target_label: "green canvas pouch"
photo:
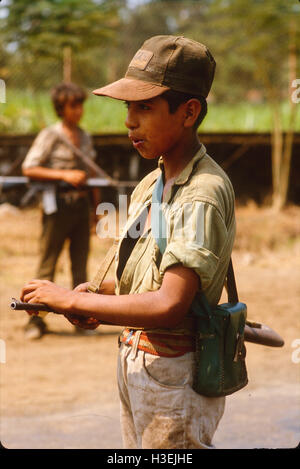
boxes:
[191,293,248,397]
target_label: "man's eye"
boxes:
[140,103,150,110]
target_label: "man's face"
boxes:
[62,99,84,125]
[125,96,185,159]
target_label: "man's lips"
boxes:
[129,134,145,148]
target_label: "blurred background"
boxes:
[0,0,300,208]
[0,0,299,449]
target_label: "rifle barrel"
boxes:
[9,298,285,344]
[10,298,53,312]
[0,176,138,189]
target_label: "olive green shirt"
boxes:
[115,144,236,331]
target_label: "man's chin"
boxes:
[137,150,160,160]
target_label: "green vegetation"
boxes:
[1,89,298,135]
[0,0,299,208]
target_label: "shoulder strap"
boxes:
[87,172,160,293]
[151,173,239,305]
[87,239,119,293]
[53,130,115,183]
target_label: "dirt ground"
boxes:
[0,204,299,449]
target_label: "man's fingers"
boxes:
[20,279,51,300]
[73,282,89,292]
[26,310,39,317]
[23,289,44,304]
[21,285,38,301]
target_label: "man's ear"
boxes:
[183,99,201,128]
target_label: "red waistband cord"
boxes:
[120,328,195,358]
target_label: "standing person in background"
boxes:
[22,82,100,339]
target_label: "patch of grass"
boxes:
[1,89,298,134]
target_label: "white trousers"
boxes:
[117,343,225,449]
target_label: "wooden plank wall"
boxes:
[0,133,299,205]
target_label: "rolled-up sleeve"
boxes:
[159,200,228,290]
[22,128,57,170]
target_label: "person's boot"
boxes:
[24,315,47,340]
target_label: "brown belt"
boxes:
[120,328,196,358]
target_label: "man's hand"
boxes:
[20,279,102,329]
[63,313,101,330]
[20,279,74,313]
[61,169,87,188]
[22,166,87,188]
[73,282,90,293]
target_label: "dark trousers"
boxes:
[36,195,90,288]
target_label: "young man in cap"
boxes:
[20,36,236,449]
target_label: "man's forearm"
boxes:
[67,288,177,329]
[20,266,199,329]
[23,166,68,181]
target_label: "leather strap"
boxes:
[87,172,159,294]
[226,258,239,303]
[87,239,119,293]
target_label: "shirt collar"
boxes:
[158,144,206,186]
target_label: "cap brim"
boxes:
[93,77,170,101]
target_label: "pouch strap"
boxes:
[226,259,239,303]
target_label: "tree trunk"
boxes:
[270,101,283,211]
[271,19,297,212]
[63,46,72,83]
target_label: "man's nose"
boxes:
[125,108,138,130]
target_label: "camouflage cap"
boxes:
[93,35,216,101]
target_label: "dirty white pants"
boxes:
[117,343,225,449]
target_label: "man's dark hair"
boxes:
[161,89,207,130]
[51,82,87,117]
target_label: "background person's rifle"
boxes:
[0,176,138,212]
[0,175,137,191]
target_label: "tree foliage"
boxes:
[2,0,120,57]
[1,0,299,208]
